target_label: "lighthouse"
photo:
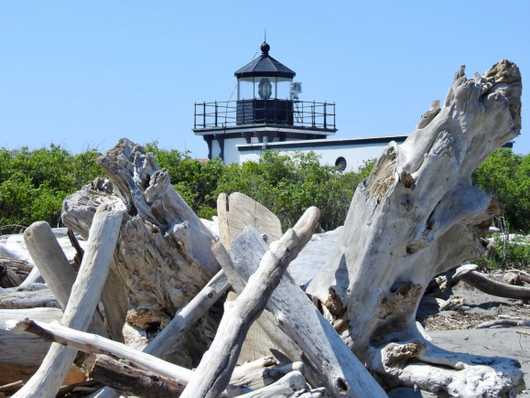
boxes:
[193,41,408,172]
[193,41,336,162]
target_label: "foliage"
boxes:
[477,234,530,270]
[0,146,102,233]
[214,151,373,231]
[0,144,528,238]
[474,149,530,233]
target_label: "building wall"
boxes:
[238,142,388,172]
[223,137,247,163]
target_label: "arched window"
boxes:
[335,156,347,172]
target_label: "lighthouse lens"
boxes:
[258,78,272,100]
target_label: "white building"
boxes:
[193,41,406,172]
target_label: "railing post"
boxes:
[203,102,206,128]
[323,102,327,129]
[214,101,218,127]
[194,103,196,129]
[312,101,316,128]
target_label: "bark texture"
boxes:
[61,140,221,366]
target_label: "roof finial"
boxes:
[260,30,270,56]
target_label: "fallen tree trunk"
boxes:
[12,203,124,398]
[180,207,320,398]
[306,60,523,396]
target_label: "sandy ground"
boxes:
[401,278,530,397]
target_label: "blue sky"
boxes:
[1,1,529,157]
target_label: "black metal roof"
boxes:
[234,41,296,79]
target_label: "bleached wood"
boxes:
[10,319,193,385]
[92,269,229,398]
[91,355,184,397]
[62,142,220,351]
[0,257,31,288]
[180,207,320,398]
[147,269,229,358]
[234,371,307,398]
[217,192,282,249]
[0,284,58,309]
[23,221,77,309]
[12,319,300,398]
[227,357,304,395]
[0,307,63,367]
[462,269,530,300]
[17,266,41,289]
[12,203,124,398]
[306,60,523,396]
[222,227,387,397]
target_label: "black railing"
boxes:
[194,99,335,131]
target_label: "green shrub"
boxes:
[474,149,530,233]
[477,234,530,270]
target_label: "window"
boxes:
[335,156,347,172]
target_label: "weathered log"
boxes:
[146,269,229,359]
[306,60,523,396]
[476,318,530,328]
[0,257,31,287]
[0,307,63,368]
[217,192,282,249]
[13,319,303,398]
[0,307,85,386]
[10,319,192,386]
[91,269,229,398]
[62,141,221,364]
[91,355,184,397]
[12,203,124,398]
[23,221,109,338]
[227,357,304,395]
[0,284,58,309]
[234,371,307,398]
[462,269,530,300]
[17,266,42,289]
[181,207,320,398]
[24,221,78,309]
[223,227,387,397]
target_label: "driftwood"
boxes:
[0,284,58,309]
[91,355,184,397]
[0,307,86,386]
[7,65,525,398]
[234,371,307,398]
[217,192,282,249]
[24,221,78,309]
[462,269,530,300]
[17,265,42,289]
[12,319,309,398]
[10,319,193,386]
[305,60,523,396]
[476,318,530,329]
[180,207,320,398]
[12,203,124,398]
[223,227,387,397]
[91,269,229,398]
[62,140,221,365]
[0,257,31,287]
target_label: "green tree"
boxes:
[474,149,530,233]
